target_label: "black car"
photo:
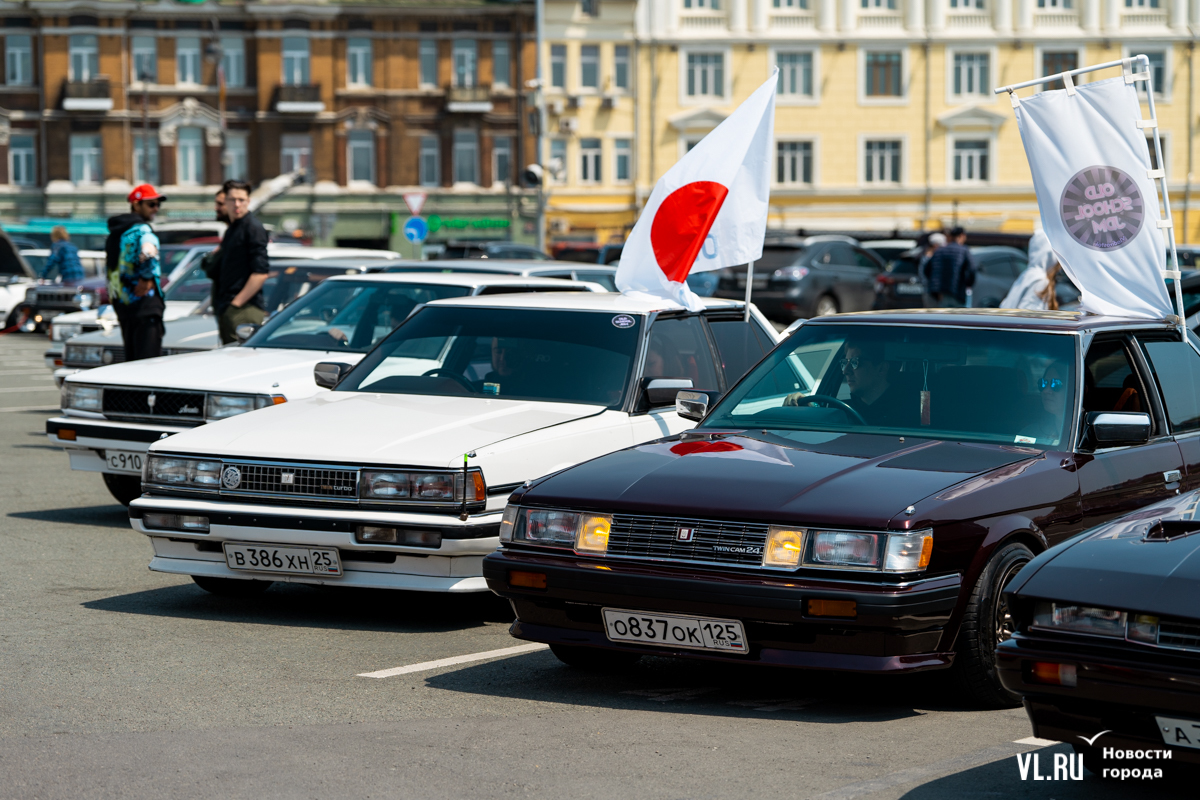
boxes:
[715,236,886,322]
[997,488,1200,778]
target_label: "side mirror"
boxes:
[1087,411,1152,447]
[314,361,352,389]
[676,390,712,422]
[644,378,693,406]
[234,323,259,344]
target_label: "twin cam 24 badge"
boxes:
[1060,165,1146,251]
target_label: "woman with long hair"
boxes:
[1002,230,1060,311]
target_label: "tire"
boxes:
[549,643,641,671]
[192,575,273,596]
[814,295,839,317]
[102,473,143,507]
[953,541,1034,708]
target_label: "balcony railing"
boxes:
[63,77,113,110]
[769,12,816,29]
[276,84,324,113]
[1032,10,1079,28]
[446,85,493,112]
[1121,9,1168,25]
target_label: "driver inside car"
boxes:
[784,340,917,428]
[483,337,545,397]
[327,291,417,345]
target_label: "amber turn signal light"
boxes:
[57,429,76,441]
[509,570,547,589]
[1029,661,1077,687]
[808,599,857,618]
[271,395,287,405]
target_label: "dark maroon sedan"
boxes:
[484,309,1200,706]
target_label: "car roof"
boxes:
[320,272,597,289]
[266,246,401,260]
[809,307,1181,333]
[863,239,917,248]
[414,258,592,270]
[426,291,744,314]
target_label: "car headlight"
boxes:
[505,508,613,553]
[143,455,222,489]
[1031,603,1127,638]
[65,344,103,364]
[763,526,805,569]
[799,529,934,573]
[62,382,102,411]
[360,468,485,503]
[74,291,96,310]
[52,322,82,341]
[205,393,282,420]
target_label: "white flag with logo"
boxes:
[1014,76,1171,318]
[616,70,777,311]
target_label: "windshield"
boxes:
[164,265,211,302]
[246,280,471,353]
[704,323,1077,448]
[337,306,642,408]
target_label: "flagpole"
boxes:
[743,261,754,323]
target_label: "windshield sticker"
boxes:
[1014,435,1036,444]
[483,382,500,395]
[611,314,635,329]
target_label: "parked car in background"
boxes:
[0,249,36,324]
[8,250,106,332]
[715,235,884,321]
[439,241,550,260]
[382,259,618,291]
[861,239,917,264]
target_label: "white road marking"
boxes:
[0,386,58,394]
[1014,736,1060,747]
[358,642,549,678]
[0,404,58,413]
[0,370,56,376]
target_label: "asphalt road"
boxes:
[0,334,1185,799]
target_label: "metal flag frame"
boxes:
[994,54,1186,337]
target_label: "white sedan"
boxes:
[126,292,780,596]
[47,273,600,506]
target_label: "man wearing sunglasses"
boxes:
[105,184,165,361]
[785,339,916,428]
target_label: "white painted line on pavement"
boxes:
[358,642,549,678]
[0,370,56,376]
[0,386,58,394]
[1013,736,1060,747]
[0,404,58,412]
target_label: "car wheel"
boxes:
[102,473,143,507]
[549,643,641,671]
[953,541,1033,708]
[191,575,273,596]
[814,295,839,317]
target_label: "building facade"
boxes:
[0,0,539,251]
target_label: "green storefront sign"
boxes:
[426,214,510,233]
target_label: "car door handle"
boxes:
[1165,470,1183,485]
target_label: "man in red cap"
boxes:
[105,184,165,360]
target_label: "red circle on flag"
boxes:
[650,181,729,283]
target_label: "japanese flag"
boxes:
[616,70,777,311]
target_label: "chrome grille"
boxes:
[1159,619,1200,652]
[31,288,80,308]
[223,462,359,500]
[607,514,770,567]
[102,388,205,421]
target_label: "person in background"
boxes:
[41,226,83,283]
[924,226,976,307]
[917,232,946,301]
[200,185,231,312]
[1002,230,1062,311]
[105,184,165,360]
[216,180,269,344]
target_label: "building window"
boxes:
[1126,0,1160,5]
[777,141,813,185]
[131,36,156,83]
[493,136,512,185]
[1037,0,1072,7]
[133,133,160,185]
[6,35,32,86]
[685,137,703,152]
[453,129,478,184]
[419,40,438,87]
[614,45,629,90]
[281,134,312,174]
[776,52,813,97]
[453,40,477,88]
[949,0,985,7]
[9,134,34,186]
[224,132,248,181]
[953,139,989,182]
[861,0,897,8]
[865,51,902,97]
[1041,51,1078,91]
[550,44,566,89]
[580,137,601,183]
[550,138,567,182]
[614,138,631,182]
[952,52,989,98]
[176,127,204,186]
[864,140,901,183]
[69,134,101,185]
[221,38,245,88]
[347,130,375,183]
[69,35,98,82]
[420,135,440,186]
[177,37,201,85]
[1136,51,1166,97]
[580,45,599,89]
[282,37,310,86]
[1146,135,1163,170]
[348,38,372,87]
[683,0,720,8]
[493,40,510,88]
[686,52,724,98]
[581,0,600,15]
[773,0,810,7]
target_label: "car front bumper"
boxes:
[997,633,1200,765]
[46,415,194,474]
[130,495,502,593]
[483,549,961,672]
[44,345,63,370]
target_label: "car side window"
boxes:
[1006,255,1027,278]
[643,316,718,391]
[826,244,858,265]
[1139,337,1200,433]
[853,248,883,270]
[708,319,769,386]
[1082,338,1150,421]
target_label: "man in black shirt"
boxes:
[785,339,916,428]
[215,180,270,344]
[925,226,976,307]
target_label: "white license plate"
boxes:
[223,543,342,577]
[1155,716,1200,750]
[601,607,748,654]
[105,450,144,474]
[896,283,924,295]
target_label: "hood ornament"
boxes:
[147,392,157,412]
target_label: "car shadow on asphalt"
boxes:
[81,582,515,634]
[9,504,130,528]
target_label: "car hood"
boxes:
[520,431,1041,530]
[1010,492,1200,619]
[63,302,195,335]
[151,391,607,469]
[162,314,218,350]
[66,345,366,399]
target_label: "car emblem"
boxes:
[147,393,156,411]
[280,472,294,485]
[676,527,696,542]
[178,405,199,414]
[221,466,242,489]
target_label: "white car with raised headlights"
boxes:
[127,292,780,597]
[47,272,600,506]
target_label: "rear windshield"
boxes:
[756,246,810,270]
